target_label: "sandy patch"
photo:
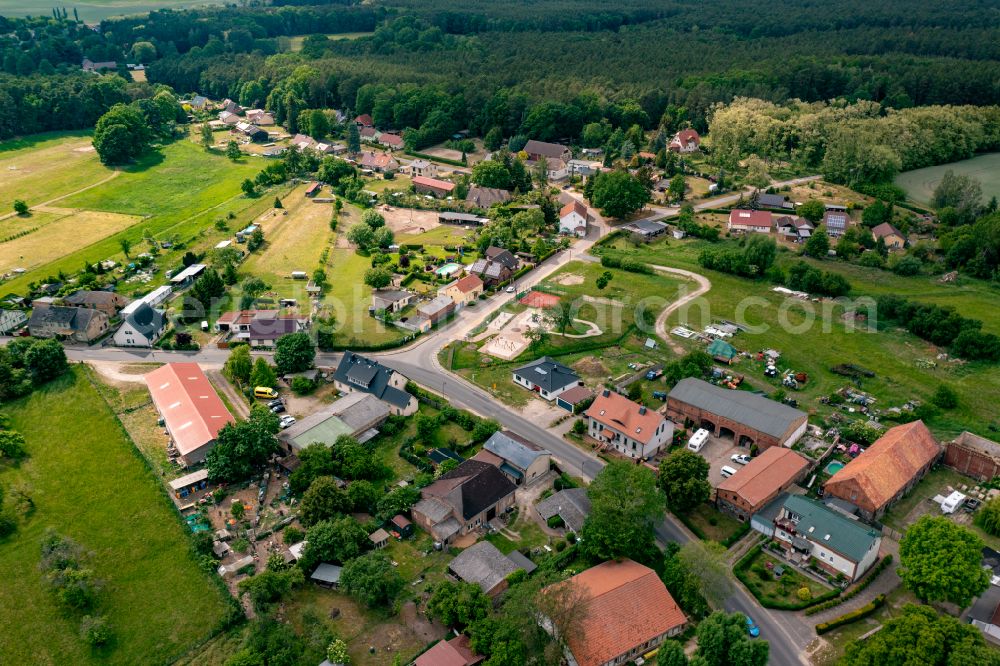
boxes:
[554,273,584,286]
[573,357,609,377]
[378,205,439,235]
[73,146,96,153]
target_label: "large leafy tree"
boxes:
[274,332,315,374]
[842,603,1000,666]
[250,357,277,389]
[428,581,491,629]
[471,160,511,189]
[340,552,404,608]
[589,170,650,219]
[223,345,252,386]
[678,541,732,608]
[693,612,769,666]
[658,449,711,514]
[92,103,149,165]
[899,515,990,608]
[299,476,351,526]
[289,443,336,495]
[205,406,280,482]
[23,339,68,383]
[300,516,369,572]
[580,460,664,564]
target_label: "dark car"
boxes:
[270,403,285,414]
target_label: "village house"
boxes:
[473,430,551,486]
[245,109,274,126]
[586,389,673,460]
[28,302,109,343]
[512,356,583,402]
[63,289,130,317]
[523,139,571,163]
[279,392,390,453]
[567,159,600,177]
[82,58,116,72]
[532,157,569,181]
[669,128,701,153]
[439,274,484,307]
[468,246,518,287]
[823,207,850,237]
[715,447,810,521]
[944,431,1000,481]
[332,351,418,416]
[359,151,399,173]
[622,219,669,241]
[414,635,483,666]
[411,459,517,544]
[359,127,378,143]
[776,216,813,242]
[465,185,511,209]
[448,541,530,596]
[416,295,456,325]
[727,209,774,234]
[413,175,456,197]
[354,114,374,127]
[214,310,309,348]
[541,559,687,666]
[113,301,167,348]
[872,222,906,248]
[233,122,268,143]
[218,110,240,125]
[146,362,235,466]
[378,133,405,150]
[220,99,242,115]
[559,200,591,237]
[758,192,794,210]
[371,289,414,314]
[407,159,438,178]
[0,308,27,334]
[755,494,882,582]
[824,420,941,521]
[535,487,591,532]
[666,377,808,450]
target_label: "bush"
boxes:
[566,532,577,544]
[815,594,886,634]
[797,586,812,601]
[805,554,894,615]
[283,526,303,544]
[290,376,317,395]
[233,538,250,553]
[555,540,566,552]
[80,615,112,646]
[547,515,565,529]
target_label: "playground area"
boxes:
[480,306,604,360]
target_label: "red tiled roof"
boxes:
[826,421,940,511]
[674,129,700,144]
[453,274,483,294]
[871,222,904,239]
[355,114,373,127]
[585,391,665,446]
[413,176,455,192]
[546,559,686,666]
[414,635,482,666]
[560,200,588,219]
[717,447,808,505]
[380,133,404,147]
[728,209,773,229]
[145,363,235,456]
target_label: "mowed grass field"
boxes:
[287,32,375,51]
[1,138,266,298]
[604,237,1000,439]
[0,210,141,274]
[895,152,1000,205]
[0,368,227,665]
[323,246,407,346]
[0,132,113,211]
[0,0,228,21]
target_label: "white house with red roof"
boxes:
[585,389,673,459]
[669,128,701,153]
[727,209,774,234]
[559,200,591,237]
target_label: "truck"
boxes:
[645,367,663,381]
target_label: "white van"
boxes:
[687,428,710,453]
[720,465,738,479]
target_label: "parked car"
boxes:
[645,368,663,380]
[267,398,283,408]
[279,415,296,429]
[731,453,752,465]
[746,616,760,638]
[505,285,516,293]
[652,390,667,400]
[270,403,285,414]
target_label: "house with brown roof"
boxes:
[28,302,110,343]
[669,129,701,153]
[411,459,517,544]
[146,363,235,466]
[355,114,374,128]
[824,420,941,520]
[359,151,399,173]
[64,289,130,316]
[523,139,571,163]
[559,200,591,237]
[465,185,511,209]
[378,133,405,150]
[872,222,906,249]
[413,175,456,198]
[414,635,483,666]
[586,389,673,460]
[727,209,773,234]
[944,431,1000,482]
[439,274,484,307]
[542,559,687,666]
[716,447,810,521]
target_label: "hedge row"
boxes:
[599,253,654,274]
[734,544,842,611]
[815,594,886,634]
[804,554,894,616]
[405,150,466,167]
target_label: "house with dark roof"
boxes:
[535,487,591,532]
[477,430,551,486]
[371,289,414,314]
[28,303,109,343]
[414,635,483,666]
[621,219,668,241]
[824,420,941,520]
[872,222,905,249]
[944,431,1000,481]
[523,139,571,163]
[541,559,687,666]
[512,356,582,402]
[776,216,813,242]
[279,392,390,453]
[666,377,808,451]
[758,193,794,210]
[333,351,417,416]
[465,185,511,209]
[716,447,810,521]
[411,459,516,544]
[669,129,701,153]
[586,389,673,460]
[468,247,518,287]
[757,494,882,581]
[113,301,166,347]
[448,541,527,596]
[0,308,27,334]
[64,290,130,316]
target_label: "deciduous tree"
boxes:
[340,552,404,608]
[580,460,664,564]
[274,332,315,374]
[658,449,711,514]
[899,515,990,608]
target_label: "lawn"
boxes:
[0,368,227,665]
[398,224,475,249]
[599,236,1000,439]
[369,404,474,481]
[0,131,111,211]
[0,209,141,274]
[1,137,269,298]
[895,152,1000,206]
[322,247,408,347]
[684,502,749,545]
[741,550,834,607]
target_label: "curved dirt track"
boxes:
[652,264,712,354]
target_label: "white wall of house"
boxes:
[113,320,163,348]
[559,212,587,236]
[512,372,579,401]
[587,418,672,459]
[784,420,809,447]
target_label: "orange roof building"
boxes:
[824,420,941,520]
[414,635,482,666]
[586,389,673,460]
[716,447,809,521]
[544,559,687,666]
[145,363,235,466]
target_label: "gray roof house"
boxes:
[448,541,527,596]
[113,301,166,347]
[28,304,109,343]
[332,351,417,416]
[512,356,582,401]
[666,377,809,449]
[279,392,391,453]
[535,487,591,533]
[466,186,512,209]
[480,431,551,486]
[371,289,414,314]
[412,459,517,544]
[758,193,794,210]
[0,308,28,334]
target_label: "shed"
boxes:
[708,339,737,364]
[369,528,390,549]
[310,563,343,588]
[390,514,414,538]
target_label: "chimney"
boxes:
[639,406,647,415]
[602,389,610,398]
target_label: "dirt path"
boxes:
[207,369,251,418]
[86,360,158,384]
[0,169,121,221]
[651,265,713,354]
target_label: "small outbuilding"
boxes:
[369,528,390,550]
[310,563,343,588]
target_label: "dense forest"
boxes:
[1,0,1000,147]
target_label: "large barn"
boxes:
[146,363,235,466]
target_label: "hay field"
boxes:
[0,209,141,274]
[0,132,112,212]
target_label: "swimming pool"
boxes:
[435,262,462,277]
[824,461,845,475]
